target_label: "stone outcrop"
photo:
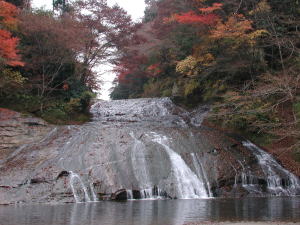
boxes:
[0,99,299,205]
[0,108,53,163]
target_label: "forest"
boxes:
[0,0,299,162]
[0,0,137,123]
[110,0,300,163]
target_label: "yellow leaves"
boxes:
[176,56,198,76]
[0,68,26,90]
[249,29,269,39]
[248,29,269,45]
[176,53,215,76]
[249,0,271,15]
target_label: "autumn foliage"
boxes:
[0,30,23,66]
[174,12,219,25]
[170,3,222,25]
[0,0,18,27]
[1,0,137,123]
[0,0,23,67]
[111,0,300,171]
[199,3,223,13]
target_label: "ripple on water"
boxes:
[0,198,299,225]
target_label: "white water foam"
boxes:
[152,133,209,199]
[243,141,300,196]
[69,171,92,202]
[191,153,213,197]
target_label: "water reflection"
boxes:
[0,198,299,225]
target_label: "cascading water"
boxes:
[190,153,213,197]
[151,133,209,199]
[243,141,300,196]
[90,183,98,202]
[139,188,164,199]
[130,133,152,190]
[69,171,93,203]
[126,190,133,200]
[233,160,261,194]
[2,98,300,205]
[125,188,165,200]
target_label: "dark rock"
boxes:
[56,171,70,179]
[112,189,128,201]
[132,190,141,199]
[30,178,49,184]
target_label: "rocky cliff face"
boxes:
[0,108,53,164]
[0,99,299,205]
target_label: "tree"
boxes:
[0,0,24,67]
[19,11,89,109]
[71,0,138,83]
[53,0,72,14]
[0,0,25,96]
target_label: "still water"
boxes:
[0,198,299,225]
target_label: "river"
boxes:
[1,197,299,225]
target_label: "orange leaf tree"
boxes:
[0,0,23,67]
[172,2,222,25]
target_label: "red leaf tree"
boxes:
[172,3,223,26]
[0,0,23,67]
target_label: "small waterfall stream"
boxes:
[190,153,213,197]
[152,133,209,199]
[243,141,300,196]
[69,171,96,203]
[90,183,98,202]
[140,188,164,199]
[126,190,133,200]
[130,133,152,191]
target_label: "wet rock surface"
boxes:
[0,98,299,204]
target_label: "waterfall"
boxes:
[125,188,165,200]
[140,188,164,199]
[126,190,133,200]
[234,159,261,193]
[69,171,92,203]
[243,141,300,196]
[130,132,152,189]
[152,133,209,199]
[140,188,153,199]
[190,153,213,197]
[90,183,98,202]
